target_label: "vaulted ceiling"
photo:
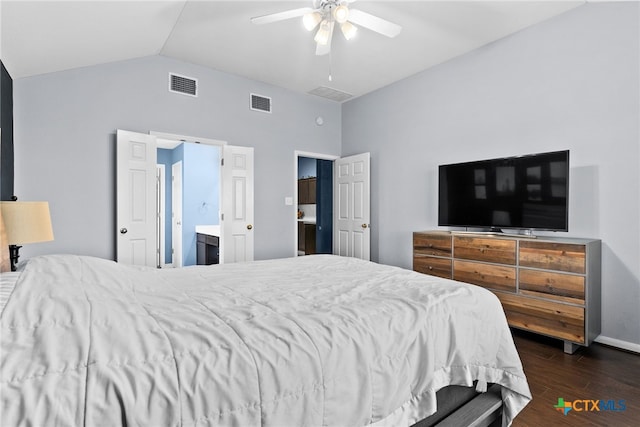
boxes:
[1,1,584,101]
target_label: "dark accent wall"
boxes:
[315,159,333,254]
[1,61,14,201]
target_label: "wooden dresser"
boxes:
[413,231,601,353]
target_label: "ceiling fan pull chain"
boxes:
[328,51,333,82]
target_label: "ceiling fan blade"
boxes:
[251,7,314,25]
[316,21,335,56]
[348,9,402,38]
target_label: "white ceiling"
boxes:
[1,1,584,101]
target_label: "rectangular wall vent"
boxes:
[250,93,272,113]
[308,86,353,102]
[169,73,198,97]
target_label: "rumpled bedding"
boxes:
[1,254,531,426]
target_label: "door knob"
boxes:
[120,228,128,234]
[361,224,369,229]
[247,224,253,230]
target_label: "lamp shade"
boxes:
[0,201,54,245]
[333,5,349,24]
[303,11,322,31]
[314,20,332,45]
[341,21,358,40]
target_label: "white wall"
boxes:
[342,3,640,348]
[14,55,341,261]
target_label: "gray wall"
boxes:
[14,55,341,261]
[342,2,639,347]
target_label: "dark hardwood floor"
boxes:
[511,330,640,426]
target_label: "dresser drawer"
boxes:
[519,241,585,274]
[413,256,452,279]
[453,260,516,292]
[519,269,585,304]
[496,293,585,344]
[453,236,516,265]
[413,233,452,257]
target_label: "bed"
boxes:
[1,254,531,426]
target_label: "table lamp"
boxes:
[0,201,54,271]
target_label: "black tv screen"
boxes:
[438,150,569,231]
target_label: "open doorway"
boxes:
[295,151,339,256]
[157,140,220,267]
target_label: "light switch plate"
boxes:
[284,196,293,206]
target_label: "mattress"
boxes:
[1,254,531,426]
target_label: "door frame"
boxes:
[293,151,340,257]
[150,131,227,148]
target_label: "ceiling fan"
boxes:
[250,0,402,56]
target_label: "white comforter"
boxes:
[1,255,531,426]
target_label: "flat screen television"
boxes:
[438,150,569,232]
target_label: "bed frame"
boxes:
[412,384,503,427]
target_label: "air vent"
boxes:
[169,73,198,97]
[308,86,353,102]
[250,93,272,113]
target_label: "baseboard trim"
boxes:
[594,335,640,354]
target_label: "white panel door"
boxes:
[221,145,254,263]
[333,153,371,260]
[116,130,157,266]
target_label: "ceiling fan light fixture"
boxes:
[341,21,357,40]
[314,19,332,45]
[303,11,322,31]
[333,5,349,24]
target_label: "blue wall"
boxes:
[182,143,220,266]
[158,143,220,266]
